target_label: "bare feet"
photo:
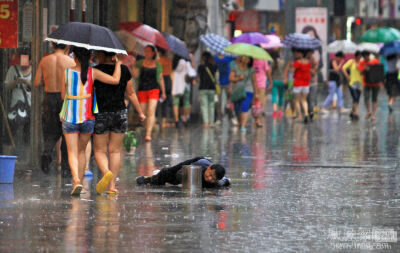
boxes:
[145,136,152,142]
[365,113,371,119]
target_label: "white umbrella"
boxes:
[328,40,358,53]
[358,43,381,54]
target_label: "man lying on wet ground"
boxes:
[136,157,230,188]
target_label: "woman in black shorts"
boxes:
[93,51,146,194]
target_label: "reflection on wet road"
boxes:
[1,107,400,252]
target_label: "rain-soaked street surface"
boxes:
[1,98,400,252]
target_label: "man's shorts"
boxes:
[138,89,160,103]
[62,119,95,134]
[94,109,128,134]
[293,86,310,94]
[173,88,191,108]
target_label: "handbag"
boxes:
[365,64,384,84]
[230,86,247,102]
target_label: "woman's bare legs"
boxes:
[65,133,91,188]
[144,99,158,141]
[93,133,111,177]
[108,132,125,192]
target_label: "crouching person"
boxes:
[136,157,230,188]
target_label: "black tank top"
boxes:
[139,67,159,91]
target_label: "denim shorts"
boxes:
[62,119,95,134]
[94,109,128,134]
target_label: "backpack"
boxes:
[7,66,31,139]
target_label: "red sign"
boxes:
[0,0,18,48]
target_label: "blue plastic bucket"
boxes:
[0,155,17,184]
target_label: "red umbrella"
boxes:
[118,22,169,50]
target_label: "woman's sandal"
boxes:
[96,171,113,194]
[106,189,119,195]
[70,184,83,196]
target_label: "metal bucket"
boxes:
[182,165,202,196]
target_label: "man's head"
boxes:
[335,51,344,60]
[204,164,225,183]
[361,50,370,60]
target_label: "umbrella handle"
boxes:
[0,96,16,153]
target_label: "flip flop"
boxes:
[84,169,93,177]
[106,189,119,195]
[96,171,113,194]
[70,184,83,196]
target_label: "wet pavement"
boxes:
[1,97,400,252]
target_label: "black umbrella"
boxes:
[45,22,127,54]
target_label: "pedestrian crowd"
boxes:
[3,29,397,196]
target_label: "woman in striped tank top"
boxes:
[60,47,121,196]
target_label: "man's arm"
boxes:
[168,157,206,174]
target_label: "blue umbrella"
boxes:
[161,32,190,60]
[282,33,321,50]
[379,41,400,56]
[200,33,232,56]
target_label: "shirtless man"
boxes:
[34,43,75,175]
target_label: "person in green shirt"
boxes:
[342,51,363,120]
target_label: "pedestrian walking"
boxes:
[134,45,166,141]
[342,51,363,120]
[197,52,218,127]
[229,56,257,132]
[383,54,399,113]
[359,50,382,121]
[60,46,121,196]
[270,49,285,118]
[306,50,318,119]
[171,55,191,127]
[158,49,173,127]
[214,54,234,122]
[34,43,74,176]
[320,51,346,114]
[93,51,145,195]
[253,53,273,126]
[292,49,313,123]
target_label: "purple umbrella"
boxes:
[230,32,269,45]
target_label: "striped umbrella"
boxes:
[283,33,321,50]
[118,22,169,50]
[200,33,232,56]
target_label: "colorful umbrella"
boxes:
[358,43,380,54]
[282,33,321,50]
[200,33,232,56]
[118,21,169,50]
[224,43,273,61]
[162,33,190,60]
[230,32,269,45]
[261,34,283,49]
[328,40,358,53]
[45,22,127,54]
[379,41,400,56]
[115,30,153,55]
[360,27,400,43]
